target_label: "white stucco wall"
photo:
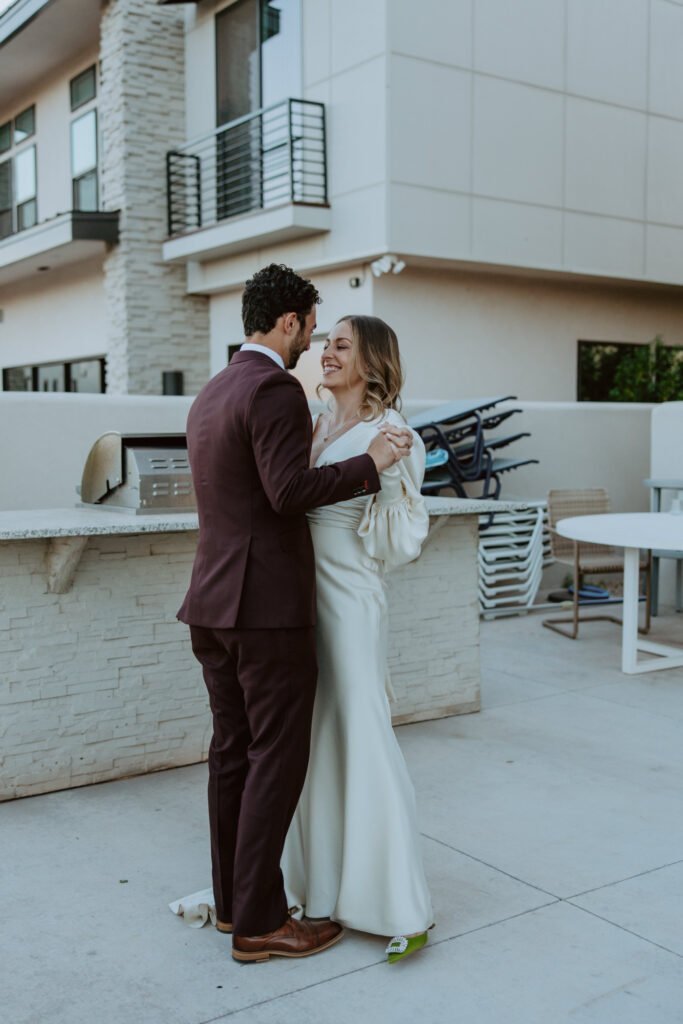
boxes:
[375,267,683,402]
[179,0,683,293]
[182,0,390,280]
[0,257,107,373]
[0,393,194,511]
[385,0,683,287]
[0,46,99,226]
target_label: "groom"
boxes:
[178,263,411,962]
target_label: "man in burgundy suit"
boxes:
[178,264,410,962]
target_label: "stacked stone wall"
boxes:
[100,0,209,395]
[0,518,480,801]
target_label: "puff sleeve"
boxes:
[357,426,429,570]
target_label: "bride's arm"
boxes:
[357,428,429,570]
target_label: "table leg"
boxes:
[621,547,640,674]
[651,487,661,617]
[651,556,660,617]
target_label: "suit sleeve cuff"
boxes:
[356,453,380,496]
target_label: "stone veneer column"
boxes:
[99,0,209,395]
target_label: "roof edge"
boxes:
[0,0,56,50]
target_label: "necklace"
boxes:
[322,413,361,443]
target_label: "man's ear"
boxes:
[283,312,298,335]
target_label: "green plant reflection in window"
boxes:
[578,337,683,403]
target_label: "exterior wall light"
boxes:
[370,255,406,277]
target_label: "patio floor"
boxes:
[4,606,683,1024]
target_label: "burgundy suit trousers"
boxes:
[189,624,317,936]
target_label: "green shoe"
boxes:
[385,931,428,964]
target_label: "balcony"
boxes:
[162,98,331,265]
[0,210,119,288]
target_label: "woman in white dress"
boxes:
[281,314,434,963]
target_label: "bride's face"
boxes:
[321,322,363,392]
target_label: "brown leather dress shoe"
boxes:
[232,917,344,962]
[215,919,232,933]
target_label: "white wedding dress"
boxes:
[170,409,433,937]
[281,409,433,937]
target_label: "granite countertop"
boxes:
[0,498,530,540]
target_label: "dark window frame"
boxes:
[13,105,35,145]
[0,157,12,239]
[0,105,38,238]
[2,356,106,393]
[581,335,683,399]
[70,102,98,213]
[577,340,643,402]
[214,0,300,220]
[70,65,97,111]
[14,142,37,232]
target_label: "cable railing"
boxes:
[166,98,328,237]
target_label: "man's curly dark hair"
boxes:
[242,264,321,336]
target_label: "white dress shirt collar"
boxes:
[240,342,285,370]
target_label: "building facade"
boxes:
[0,0,209,395]
[2,0,683,400]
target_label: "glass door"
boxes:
[215,0,301,220]
[216,0,260,219]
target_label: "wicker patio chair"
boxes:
[543,488,651,639]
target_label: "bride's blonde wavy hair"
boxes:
[317,315,404,421]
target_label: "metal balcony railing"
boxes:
[166,98,328,237]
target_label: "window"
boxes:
[69,359,104,393]
[215,0,302,219]
[0,104,38,237]
[2,365,31,391]
[14,106,35,144]
[14,145,36,229]
[0,105,37,237]
[0,160,11,239]
[215,0,302,118]
[36,362,66,392]
[2,357,106,393]
[70,66,96,111]
[71,109,98,211]
[69,68,98,212]
[578,338,683,402]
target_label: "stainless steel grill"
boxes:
[78,433,196,514]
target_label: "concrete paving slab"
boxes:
[419,834,555,937]
[570,861,683,957]
[1,765,554,1024]
[479,613,683,692]
[578,673,683,723]
[1,769,380,1024]
[3,608,683,1024]
[479,666,558,709]
[222,902,683,1024]
[401,690,683,897]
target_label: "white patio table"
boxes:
[556,513,683,674]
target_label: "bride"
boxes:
[281,314,433,963]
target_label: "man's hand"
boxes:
[367,425,414,473]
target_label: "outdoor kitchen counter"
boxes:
[0,496,520,538]
[1,498,526,801]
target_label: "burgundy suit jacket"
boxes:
[177,350,380,629]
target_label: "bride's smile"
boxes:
[320,323,363,391]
